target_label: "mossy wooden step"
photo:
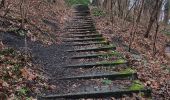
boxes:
[73,21,93,24]
[71,19,93,22]
[39,89,151,99]
[66,34,102,38]
[72,21,93,24]
[72,21,93,23]
[68,28,96,31]
[64,37,104,42]
[66,24,94,27]
[67,28,95,31]
[69,31,96,34]
[65,59,127,68]
[72,17,92,19]
[66,26,95,29]
[69,41,109,46]
[67,45,116,52]
[58,72,137,80]
[67,27,95,29]
[73,16,91,18]
[71,51,122,59]
[72,18,93,21]
[70,22,94,26]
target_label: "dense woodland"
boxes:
[0,0,170,99]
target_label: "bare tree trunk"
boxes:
[144,0,163,38]
[153,17,159,56]
[19,0,28,30]
[129,0,144,52]
[110,0,113,29]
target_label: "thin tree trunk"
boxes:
[153,16,159,56]
[144,0,163,38]
[129,0,144,52]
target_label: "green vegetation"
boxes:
[103,43,116,48]
[161,29,170,36]
[99,51,123,59]
[0,48,15,56]
[92,7,105,17]
[111,51,122,56]
[97,59,127,65]
[65,0,90,6]
[102,79,112,85]
[114,59,127,64]
[17,87,30,96]
[128,80,144,90]
[120,68,136,74]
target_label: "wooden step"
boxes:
[71,51,122,59]
[66,27,95,30]
[64,37,104,42]
[66,34,102,38]
[58,72,137,80]
[71,19,93,21]
[66,24,94,27]
[68,28,96,31]
[67,28,95,31]
[68,31,96,34]
[66,45,116,52]
[68,41,109,46]
[65,59,127,68]
[39,89,151,99]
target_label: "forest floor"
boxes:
[0,0,69,99]
[0,0,170,100]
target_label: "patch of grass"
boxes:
[128,80,144,90]
[92,8,105,17]
[65,0,90,6]
[17,87,29,95]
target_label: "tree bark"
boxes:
[144,0,163,38]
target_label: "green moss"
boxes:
[120,68,136,74]
[99,51,122,59]
[114,59,127,64]
[128,80,144,90]
[97,59,127,65]
[111,51,123,56]
[102,79,112,85]
[101,40,109,44]
[94,37,105,41]
[65,0,90,6]
[105,44,116,48]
